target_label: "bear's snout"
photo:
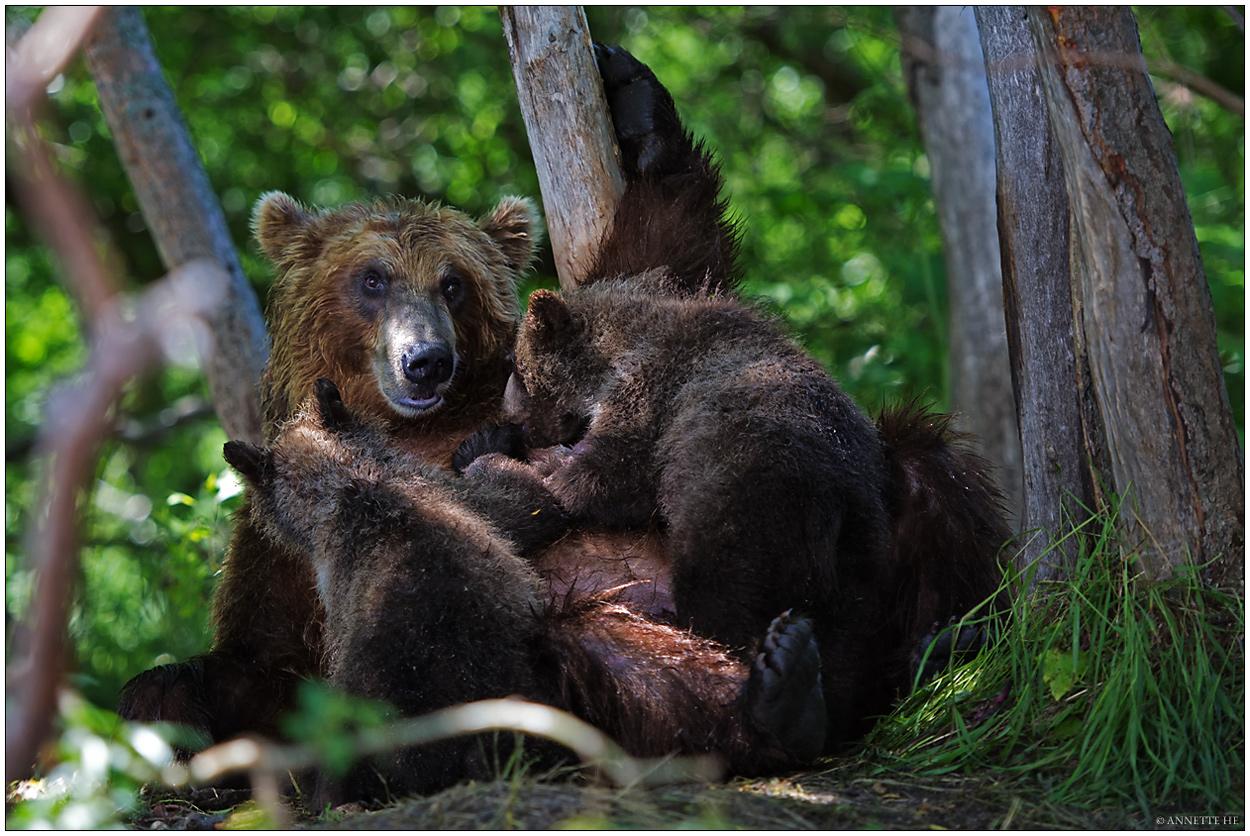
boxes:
[402,341,455,388]
[373,325,460,416]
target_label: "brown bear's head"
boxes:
[252,192,539,437]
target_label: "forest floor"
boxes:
[125,755,1185,831]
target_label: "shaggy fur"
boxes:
[255,192,536,452]
[223,380,560,799]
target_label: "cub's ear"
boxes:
[525,289,577,349]
[313,378,355,432]
[480,196,541,274]
[223,440,269,487]
[252,191,315,268]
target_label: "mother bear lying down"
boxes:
[118,45,1008,799]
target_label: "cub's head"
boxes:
[505,289,612,449]
[252,192,539,436]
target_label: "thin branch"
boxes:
[7,7,116,325]
[5,6,103,112]
[5,261,226,787]
[1145,57,1244,117]
[166,699,724,828]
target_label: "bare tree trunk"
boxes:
[975,6,1097,582]
[1027,6,1243,583]
[501,5,624,289]
[897,6,1023,528]
[977,6,1243,585]
[83,6,267,445]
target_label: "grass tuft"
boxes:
[864,501,1245,818]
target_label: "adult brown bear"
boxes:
[119,45,1007,788]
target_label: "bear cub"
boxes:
[462,46,1010,750]
[492,280,894,746]
[223,378,568,798]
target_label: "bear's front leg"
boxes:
[589,44,741,295]
[544,433,659,530]
[458,451,571,555]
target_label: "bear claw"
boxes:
[452,422,527,473]
[743,610,827,764]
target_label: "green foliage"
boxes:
[867,501,1245,816]
[3,5,1242,730]
[5,692,181,829]
[6,440,242,708]
[280,681,396,778]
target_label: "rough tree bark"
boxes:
[978,6,1243,584]
[975,6,1096,581]
[83,6,267,445]
[897,5,1023,528]
[1029,6,1243,583]
[501,5,624,289]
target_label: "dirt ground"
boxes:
[126,759,1165,831]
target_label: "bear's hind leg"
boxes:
[538,602,826,776]
[742,611,827,764]
[590,45,741,295]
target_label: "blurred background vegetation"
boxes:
[5,6,1243,714]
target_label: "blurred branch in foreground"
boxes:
[4,5,229,788]
[171,699,724,828]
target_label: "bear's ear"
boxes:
[313,378,355,433]
[525,289,577,349]
[479,196,540,274]
[223,440,270,487]
[252,191,314,267]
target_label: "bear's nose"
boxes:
[402,342,454,386]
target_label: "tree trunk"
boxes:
[975,6,1096,581]
[897,6,1023,528]
[1027,6,1243,583]
[500,5,624,289]
[84,6,267,445]
[977,6,1244,585]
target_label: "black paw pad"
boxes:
[743,610,826,764]
[593,43,681,174]
[452,422,527,473]
[911,617,990,687]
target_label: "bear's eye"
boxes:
[440,268,466,306]
[359,266,388,296]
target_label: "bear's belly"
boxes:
[529,526,675,622]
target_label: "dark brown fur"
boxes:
[876,402,1010,669]
[223,380,562,799]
